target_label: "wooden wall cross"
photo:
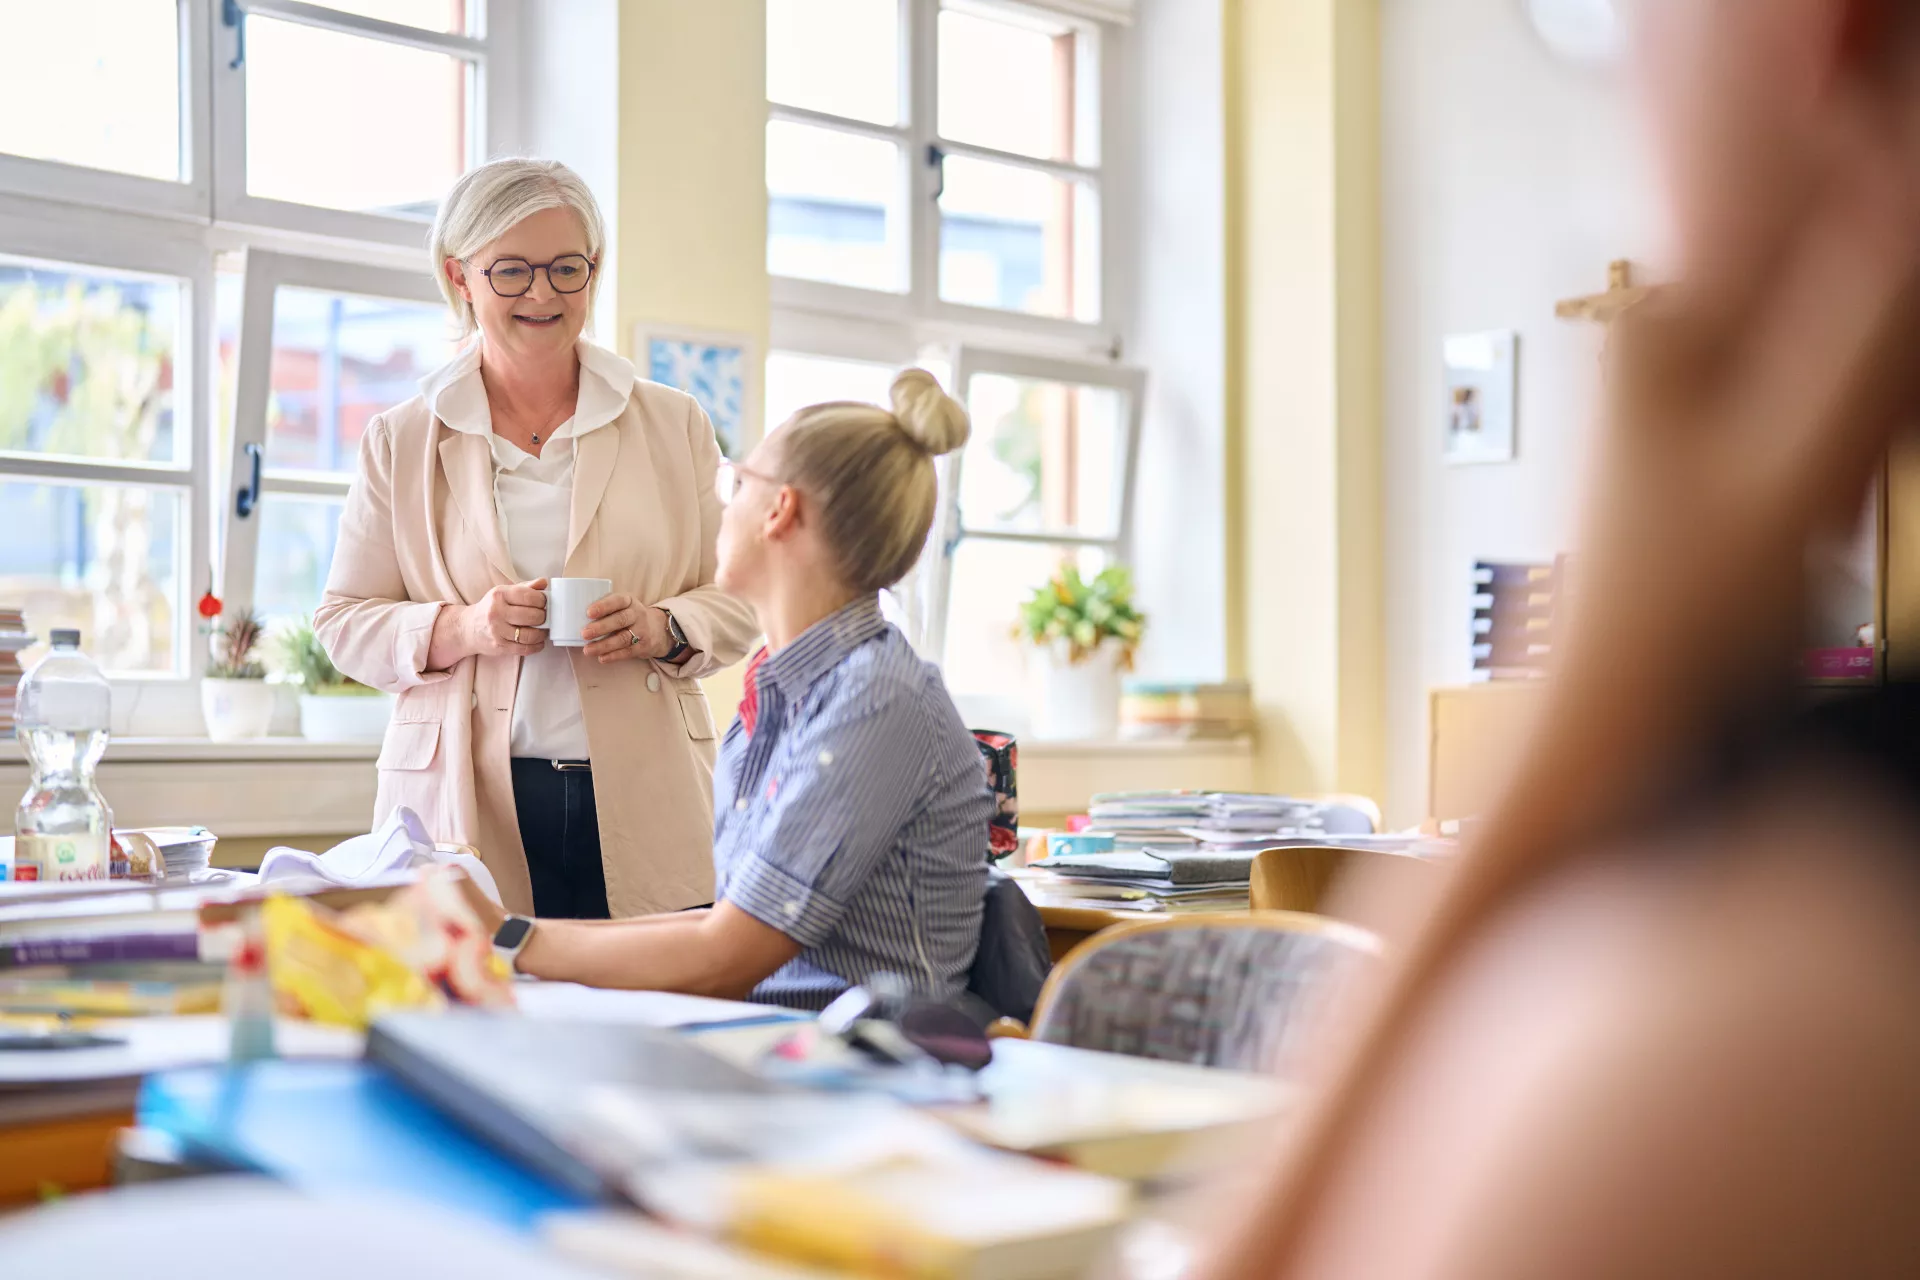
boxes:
[1555,259,1658,325]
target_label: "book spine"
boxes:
[1,932,202,969]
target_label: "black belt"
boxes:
[508,758,592,772]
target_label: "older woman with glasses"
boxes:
[316,158,758,921]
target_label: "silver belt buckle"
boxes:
[551,759,591,772]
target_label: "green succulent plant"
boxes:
[1015,565,1145,666]
[271,615,379,696]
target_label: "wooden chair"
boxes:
[1024,913,1380,1072]
[1250,844,1434,916]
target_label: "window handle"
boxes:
[235,443,263,520]
[223,0,246,70]
[927,145,946,201]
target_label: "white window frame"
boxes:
[768,0,1127,354]
[0,0,517,731]
[0,204,217,683]
[220,249,447,615]
[919,345,1144,665]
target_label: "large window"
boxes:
[765,1,1140,704]
[0,1,509,721]
[766,0,1112,332]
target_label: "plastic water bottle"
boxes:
[14,629,113,882]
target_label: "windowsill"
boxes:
[0,736,381,764]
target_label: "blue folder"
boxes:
[138,1059,593,1233]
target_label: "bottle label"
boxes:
[15,832,110,882]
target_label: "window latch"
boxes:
[927,145,946,201]
[235,443,263,520]
[223,0,246,70]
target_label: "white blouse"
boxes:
[421,339,637,760]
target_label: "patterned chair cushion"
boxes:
[1030,924,1366,1073]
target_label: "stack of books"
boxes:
[0,608,30,738]
[1471,560,1557,680]
[1120,679,1254,740]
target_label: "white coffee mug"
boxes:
[546,577,614,647]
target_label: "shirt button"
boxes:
[470,692,478,709]
[735,798,748,811]
[818,749,834,766]
[783,901,801,918]
[647,672,661,693]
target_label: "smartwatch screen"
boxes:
[493,916,534,950]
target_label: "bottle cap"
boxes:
[50,628,80,647]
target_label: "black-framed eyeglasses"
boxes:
[468,254,595,298]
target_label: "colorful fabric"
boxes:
[971,730,1019,857]
[1031,924,1367,1073]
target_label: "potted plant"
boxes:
[199,599,274,741]
[1015,565,1146,741]
[274,615,393,742]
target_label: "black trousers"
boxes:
[510,758,610,920]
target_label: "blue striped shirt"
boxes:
[712,595,994,1010]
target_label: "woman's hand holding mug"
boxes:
[581,592,672,664]
[429,579,549,668]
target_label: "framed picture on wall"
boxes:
[1443,330,1519,466]
[633,324,760,460]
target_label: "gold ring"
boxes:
[627,628,641,648]
[512,626,522,644]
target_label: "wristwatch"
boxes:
[662,612,692,664]
[491,914,536,971]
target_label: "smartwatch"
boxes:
[491,914,536,970]
[662,612,692,664]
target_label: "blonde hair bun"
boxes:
[889,368,970,457]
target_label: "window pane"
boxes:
[765,352,900,438]
[768,121,905,293]
[265,288,455,477]
[246,18,468,218]
[767,0,899,126]
[939,156,1099,321]
[960,373,1125,538]
[0,481,181,677]
[0,0,181,182]
[942,539,1103,697]
[306,0,473,33]
[0,258,181,466]
[938,7,1090,164]
[253,497,345,630]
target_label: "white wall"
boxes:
[1124,0,1228,683]
[1381,0,1664,824]
[512,0,621,340]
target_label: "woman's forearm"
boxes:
[514,905,796,1001]
[426,603,475,673]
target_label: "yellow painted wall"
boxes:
[615,0,771,714]
[1225,0,1384,801]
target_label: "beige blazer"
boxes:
[314,373,759,917]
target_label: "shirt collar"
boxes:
[758,595,887,697]
[420,337,636,441]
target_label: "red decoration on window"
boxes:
[197,592,223,619]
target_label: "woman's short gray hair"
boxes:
[429,158,607,337]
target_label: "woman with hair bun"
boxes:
[460,369,997,1009]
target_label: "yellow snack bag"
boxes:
[261,894,444,1028]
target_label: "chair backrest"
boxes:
[1250,844,1434,916]
[1028,914,1379,1073]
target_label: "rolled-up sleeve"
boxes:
[313,416,452,693]
[721,692,930,948]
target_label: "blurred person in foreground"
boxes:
[1202,1,1920,1276]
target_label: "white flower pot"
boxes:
[200,678,276,741]
[1029,639,1124,742]
[298,692,395,742]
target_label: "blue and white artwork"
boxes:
[646,336,750,460]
